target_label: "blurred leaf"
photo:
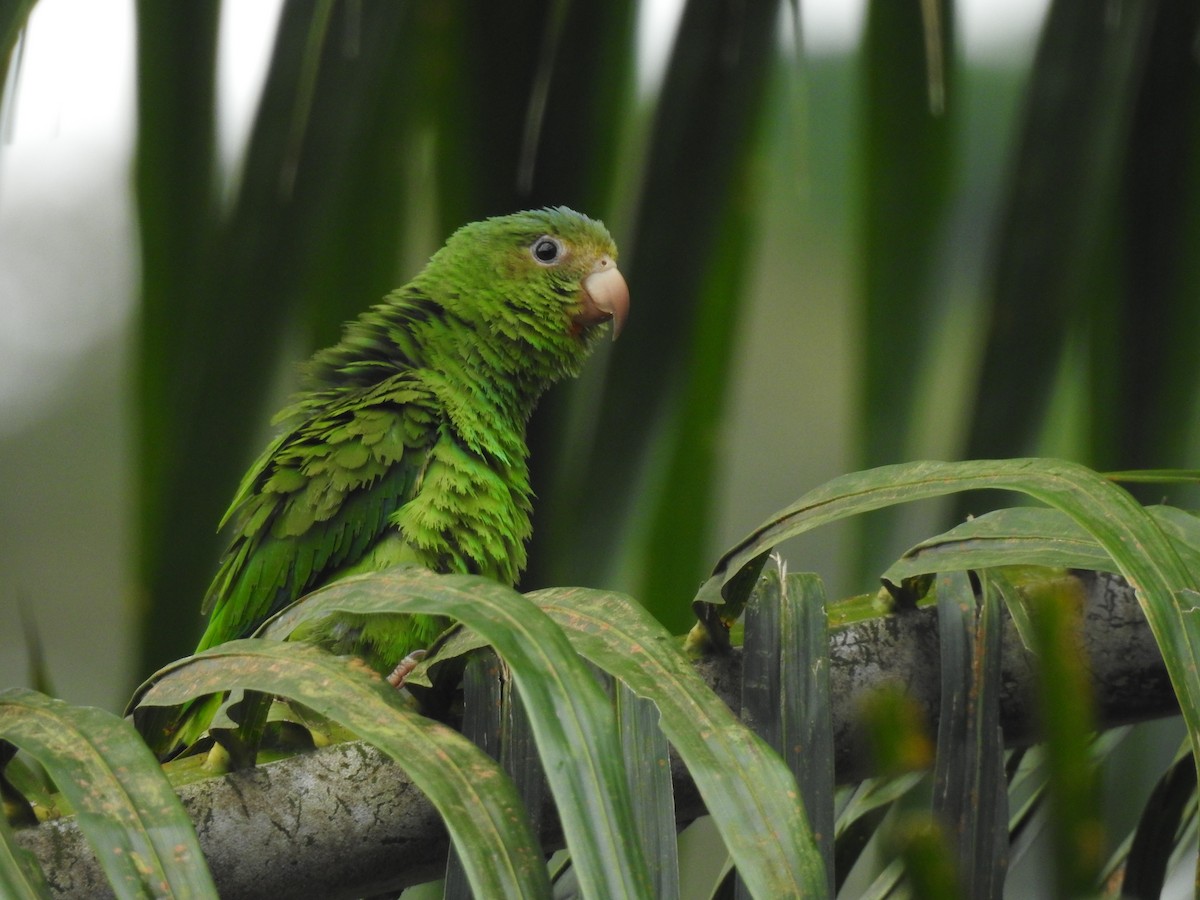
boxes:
[288,1,422,342]
[430,0,634,226]
[1027,578,1105,896]
[133,0,222,673]
[1103,0,1200,486]
[856,0,955,570]
[478,0,641,614]
[1,749,47,827]
[0,0,34,99]
[860,687,936,779]
[256,568,655,899]
[568,0,784,633]
[888,814,962,900]
[135,639,553,900]
[1121,744,1196,898]
[134,0,420,679]
[1015,728,1129,878]
[959,0,1155,480]
[0,688,217,899]
[857,693,954,897]
[16,599,51,698]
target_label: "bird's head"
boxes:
[425,207,630,377]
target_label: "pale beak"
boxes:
[578,257,630,339]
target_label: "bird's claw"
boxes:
[387,648,429,688]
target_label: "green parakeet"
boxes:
[142,207,627,752]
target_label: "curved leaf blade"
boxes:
[527,585,828,898]
[0,810,49,900]
[0,689,216,899]
[698,457,1200,862]
[255,568,655,900]
[135,639,550,900]
[884,505,1200,584]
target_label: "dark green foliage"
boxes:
[955,0,1200,518]
[857,0,955,571]
[134,0,223,674]
[568,0,782,631]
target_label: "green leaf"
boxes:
[255,568,655,900]
[856,0,955,572]
[959,1,1155,475]
[1026,576,1105,896]
[834,774,925,891]
[0,1,36,91]
[742,564,835,893]
[0,808,49,900]
[883,505,1200,585]
[134,639,552,900]
[1120,743,1196,898]
[566,0,783,633]
[0,689,216,899]
[1103,469,1200,485]
[526,585,827,898]
[701,458,1200,772]
[616,680,680,899]
[884,507,1116,581]
[446,650,546,897]
[788,572,836,884]
[930,571,1007,899]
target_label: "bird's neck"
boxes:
[302,290,549,454]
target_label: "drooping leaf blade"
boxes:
[255,568,655,900]
[697,457,1200,866]
[0,689,217,899]
[134,640,552,900]
[0,808,49,900]
[527,585,827,898]
[883,505,1200,585]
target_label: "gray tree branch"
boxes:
[15,572,1177,898]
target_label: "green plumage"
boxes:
[195,207,625,672]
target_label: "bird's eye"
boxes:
[530,236,564,265]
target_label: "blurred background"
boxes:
[1,0,1196,732]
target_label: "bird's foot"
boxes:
[386,649,428,688]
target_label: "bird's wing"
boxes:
[196,380,438,651]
